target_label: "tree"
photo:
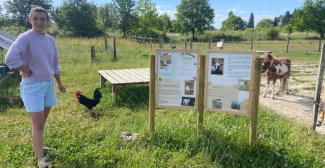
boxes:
[137,0,159,36]
[158,13,172,32]
[266,28,280,40]
[284,24,293,35]
[290,0,325,51]
[59,0,100,37]
[112,0,138,38]
[281,11,292,26]
[3,0,52,30]
[97,3,113,30]
[228,11,233,16]
[256,18,273,28]
[273,17,280,27]
[49,6,60,26]
[244,28,256,36]
[221,11,246,31]
[175,0,215,41]
[247,12,254,28]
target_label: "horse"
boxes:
[183,98,190,106]
[261,53,291,99]
[185,86,191,92]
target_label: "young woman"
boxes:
[5,5,66,168]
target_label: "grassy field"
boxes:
[0,37,325,167]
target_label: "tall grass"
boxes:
[0,37,324,167]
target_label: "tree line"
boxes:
[0,0,214,40]
[0,0,324,42]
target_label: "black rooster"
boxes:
[75,88,102,117]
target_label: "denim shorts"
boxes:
[20,78,58,112]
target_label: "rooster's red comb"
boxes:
[75,91,81,95]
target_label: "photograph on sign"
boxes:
[204,50,256,116]
[155,49,200,109]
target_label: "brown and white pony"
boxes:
[261,53,291,99]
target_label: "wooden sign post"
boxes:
[149,49,261,146]
[204,50,260,145]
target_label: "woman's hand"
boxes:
[58,83,66,93]
[19,70,31,78]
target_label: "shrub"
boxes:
[266,28,281,40]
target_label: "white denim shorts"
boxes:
[20,78,58,112]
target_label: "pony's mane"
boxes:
[261,53,276,59]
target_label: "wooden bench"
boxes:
[98,68,150,100]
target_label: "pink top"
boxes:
[5,29,61,81]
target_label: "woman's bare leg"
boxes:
[29,107,51,161]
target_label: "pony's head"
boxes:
[262,53,274,73]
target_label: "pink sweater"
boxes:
[5,29,61,81]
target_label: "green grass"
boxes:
[1,37,325,167]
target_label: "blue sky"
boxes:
[0,0,305,29]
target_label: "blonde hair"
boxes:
[29,5,49,21]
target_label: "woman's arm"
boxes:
[17,65,31,77]
[54,73,66,93]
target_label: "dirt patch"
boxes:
[259,63,325,135]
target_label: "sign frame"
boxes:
[204,49,256,116]
[155,49,201,110]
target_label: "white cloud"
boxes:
[239,11,250,14]
[276,3,284,5]
[294,0,303,3]
[242,16,249,22]
[228,9,238,12]
[280,8,288,11]
[213,13,228,29]
[260,2,266,4]
[263,11,270,14]
[156,5,177,20]
[214,13,228,22]
[234,3,241,8]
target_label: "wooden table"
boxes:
[256,51,273,54]
[98,68,150,100]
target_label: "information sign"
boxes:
[155,49,200,109]
[204,50,256,116]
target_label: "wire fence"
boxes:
[129,35,324,53]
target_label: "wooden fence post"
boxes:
[197,55,205,133]
[151,37,153,51]
[251,36,253,50]
[91,46,95,60]
[170,39,172,49]
[113,37,116,61]
[159,36,162,48]
[145,37,147,48]
[286,35,290,53]
[249,57,263,146]
[149,54,156,134]
[104,35,108,51]
[312,44,325,131]
[209,36,211,49]
[319,35,321,52]
[190,39,192,49]
[184,39,187,49]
